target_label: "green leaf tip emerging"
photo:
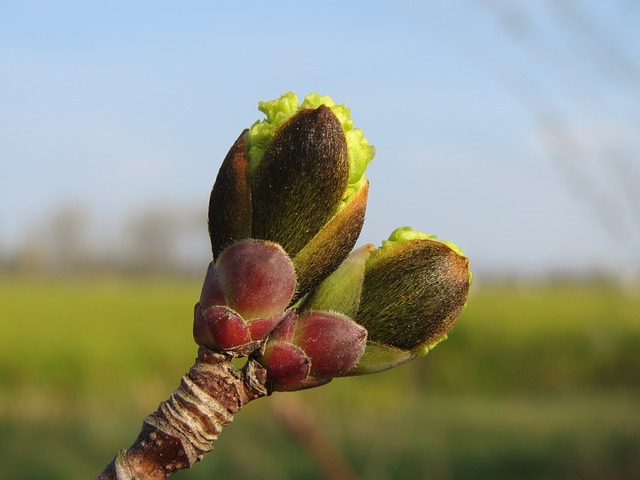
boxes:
[247,92,376,208]
[384,226,472,284]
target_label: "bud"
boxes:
[354,227,470,373]
[295,311,367,378]
[299,227,472,375]
[358,228,470,350]
[202,94,471,379]
[251,105,349,255]
[193,240,296,355]
[208,92,375,297]
[257,309,367,391]
[260,341,311,391]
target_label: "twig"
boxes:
[97,348,268,480]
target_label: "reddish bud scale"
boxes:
[199,306,250,350]
[215,240,296,320]
[258,309,367,391]
[295,311,367,378]
[193,240,296,356]
[199,262,226,310]
[261,342,311,391]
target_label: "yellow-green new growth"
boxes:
[384,226,472,284]
[247,92,376,207]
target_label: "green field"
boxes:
[1,276,639,479]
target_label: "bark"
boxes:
[97,348,269,480]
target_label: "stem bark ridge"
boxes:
[97,349,269,480]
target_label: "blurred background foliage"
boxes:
[2,1,640,479]
[1,276,638,479]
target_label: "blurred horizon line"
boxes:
[1,201,637,286]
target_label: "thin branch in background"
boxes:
[393,2,640,268]
[272,396,360,480]
[536,114,635,241]
[470,0,640,267]
[548,0,640,87]
[608,149,640,235]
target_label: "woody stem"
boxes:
[97,348,269,480]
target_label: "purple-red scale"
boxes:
[262,342,311,391]
[201,306,251,350]
[295,311,367,377]
[216,241,296,320]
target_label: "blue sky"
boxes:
[2,1,639,278]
